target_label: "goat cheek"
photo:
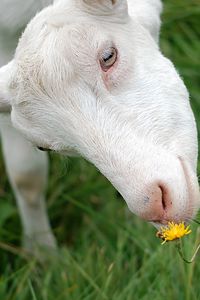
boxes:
[102,69,115,90]
[101,58,121,90]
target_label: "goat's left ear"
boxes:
[0,61,14,112]
[81,0,128,19]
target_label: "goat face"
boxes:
[0,0,199,226]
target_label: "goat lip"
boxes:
[149,219,169,225]
[178,157,200,217]
[149,219,182,226]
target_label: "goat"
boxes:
[0,0,199,251]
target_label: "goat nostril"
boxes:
[142,182,172,222]
[158,184,167,211]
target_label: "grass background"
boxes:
[0,0,200,299]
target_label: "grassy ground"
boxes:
[0,1,200,299]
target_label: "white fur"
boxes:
[0,0,199,249]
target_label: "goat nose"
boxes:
[142,183,172,222]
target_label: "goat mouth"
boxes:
[149,218,190,228]
[149,219,171,228]
[150,219,168,224]
[37,146,52,152]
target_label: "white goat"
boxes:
[0,0,199,251]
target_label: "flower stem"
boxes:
[176,239,200,264]
[192,219,200,226]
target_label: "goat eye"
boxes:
[100,47,117,72]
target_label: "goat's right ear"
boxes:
[80,0,128,20]
[0,61,14,112]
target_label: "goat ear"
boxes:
[0,61,14,112]
[81,0,128,19]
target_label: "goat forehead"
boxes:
[17,9,111,65]
[13,25,103,103]
[14,8,126,97]
[17,1,131,55]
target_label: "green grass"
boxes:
[0,0,200,299]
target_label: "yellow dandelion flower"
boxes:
[156,222,191,244]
